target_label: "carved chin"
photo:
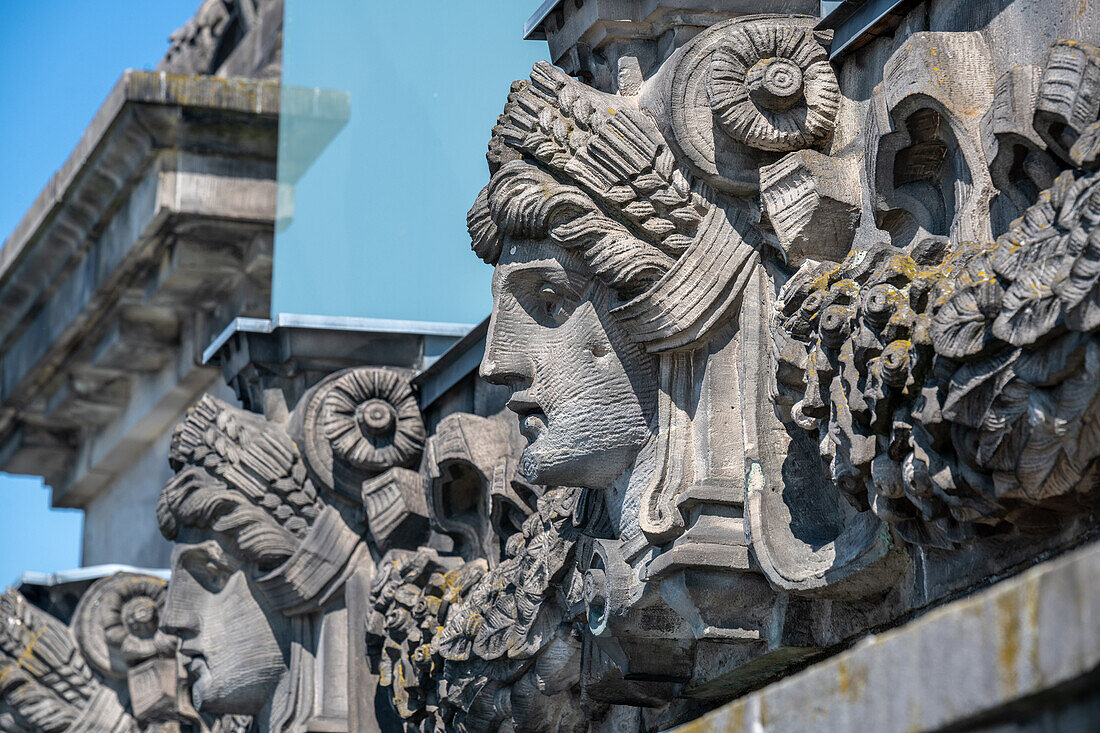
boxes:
[189,657,268,716]
[518,431,641,489]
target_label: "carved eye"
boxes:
[538,284,568,325]
[186,554,233,594]
[201,560,231,592]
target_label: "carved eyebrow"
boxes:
[498,260,588,295]
[178,540,231,568]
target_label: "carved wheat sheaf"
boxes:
[168,394,323,539]
[492,61,708,256]
[0,590,136,733]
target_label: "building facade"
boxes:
[4,0,1100,731]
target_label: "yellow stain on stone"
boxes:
[996,590,1021,693]
[0,626,45,682]
[836,658,868,702]
[1025,576,1043,690]
[672,697,748,733]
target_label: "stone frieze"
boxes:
[135,5,1100,732]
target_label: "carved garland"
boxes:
[775,167,1100,547]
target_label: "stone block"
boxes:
[760,150,861,266]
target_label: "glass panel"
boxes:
[275,1,547,325]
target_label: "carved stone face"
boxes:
[480,236,658,489]
[160,530,290,716]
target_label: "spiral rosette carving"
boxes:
[72,573,167,681]
[707,21,840,152]
[321,368,426,473]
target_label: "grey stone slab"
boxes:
[671,540,1100,733]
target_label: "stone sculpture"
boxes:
[364,9,1100,732]
[146,4,1100,731]
[0,573,180,733]
[155,367,428,732]
[158,0,282,79]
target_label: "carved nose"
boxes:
[158,575,200,640]
[480,309,534,388]
[479,353,530,388]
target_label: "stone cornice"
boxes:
[0,73,290,506]
[1,72,280,288]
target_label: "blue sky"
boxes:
[273,0,547,323]
[0,0,198,588]
[0,0,547,587]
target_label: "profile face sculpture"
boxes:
[155,400,324,729]
[152,7,1100,731]
[419,10,1100,727]
[482,231,658,488]
[161,530,290,715]
[156,369,423,731]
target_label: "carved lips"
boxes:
[506,394,546,444]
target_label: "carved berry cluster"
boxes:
[777,169,1100,547]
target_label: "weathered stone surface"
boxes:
[153,367,437,731]
[760,149,861,266]
[672,538,1100,733]
[0,572,184,733]
[158,0,283,80]
[361,468,430,553]
[95,1,1100,730]
[525,0,819,87]
[358,2,1100,729]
